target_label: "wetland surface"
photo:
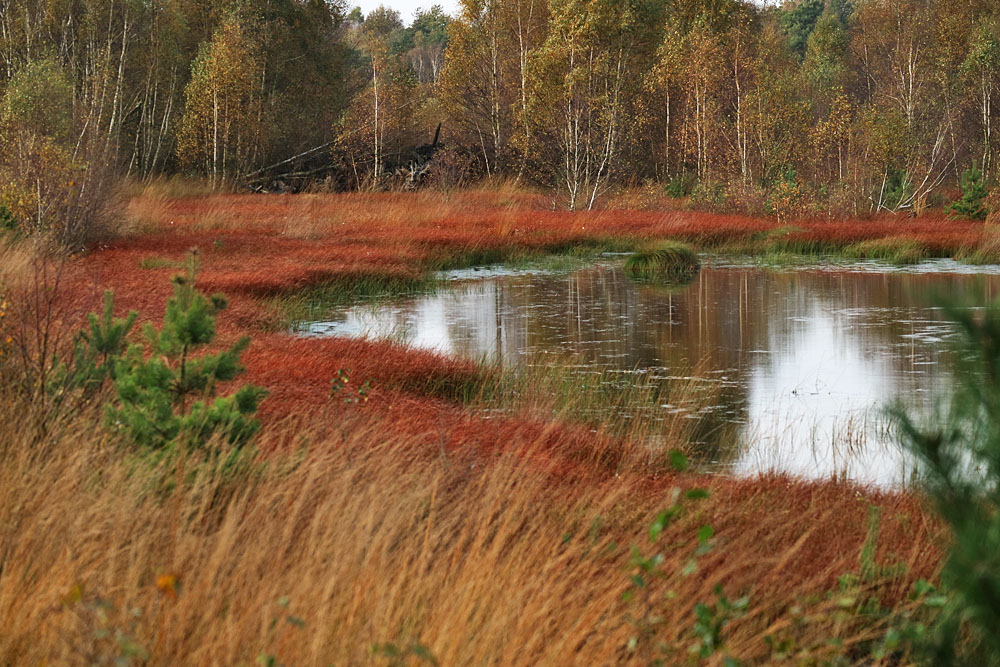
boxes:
[299,257,1000,486]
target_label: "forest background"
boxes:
[2,0,1000,226]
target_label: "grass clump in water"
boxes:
[624,242,700,283]
[265,274,436,331]
[957,225,1000,265]
[502,253,588,272]
[844,237,929,265]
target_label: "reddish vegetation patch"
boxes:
[696,474,942,611]
[62,192,977,490]
[51,191,954,604]
[244,334,485,427]
[67,192,990,435]
[246,335,485,414]
[7,191,948,658]
[94,192,990,303]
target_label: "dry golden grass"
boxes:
[0,238,38,291]
[122,195,174,236]
[473,355,729,469]
[957,221,1000,264]
[120,177,224,201]
[279,194,331,239]
[0,384,942,666]
[119,176,230,236]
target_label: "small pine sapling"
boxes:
[61,291,138,395]
[949,161,989,221]
[109,252,267,450]
[881,169,914,212]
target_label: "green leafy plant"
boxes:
[371,642,439,666]
[691,586,749,663]
[330,368,372,405]
[620,450,746,664]
[892,296,1000,665]
[948,161,990,220]
[754,512,946,664]
[107,252,267,450]
[865,578,949,662]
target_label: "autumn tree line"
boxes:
[431,0,1000,215]
[1,0,999,231]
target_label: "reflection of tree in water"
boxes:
[750,271,997,389]
[411,263,1000,480]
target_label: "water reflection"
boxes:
[300,259,1000,485]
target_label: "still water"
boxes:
[299,258,1000,486]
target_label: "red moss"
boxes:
[58,192,987,486]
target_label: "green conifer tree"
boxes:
[894,298,1000,664]
[108,252,267,450]
[65,291,138,395]
[949,161,990,221]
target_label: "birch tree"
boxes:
[853,0,953,212]
[527,0,651,210]
[440,0,516,177]
[681,17,723,183]
[645,19,688,180]
[332,9,417,190]
[963,20,1000,180]
[176,17,265,186]
[803,10,852,184]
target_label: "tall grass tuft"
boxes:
[844,237,930,265]
[957,223,1000,265]
[624,242,701,283]
[469,356,722,472]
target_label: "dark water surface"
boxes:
[299,258,1000,486]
